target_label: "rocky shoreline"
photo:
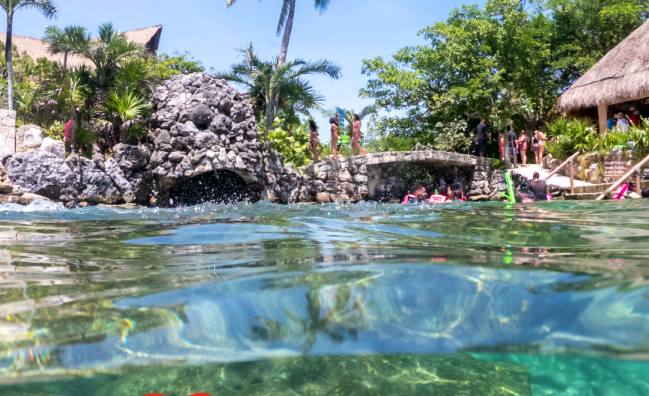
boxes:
[0,73,507,208]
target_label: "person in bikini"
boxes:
[309,120,319,164]
[352,114,366,156]
[329,117,339,160]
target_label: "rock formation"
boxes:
[0,73,505,206]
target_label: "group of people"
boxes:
[514,172,549,203]
[607,107,642,132]
[308,115,366,163]
[475,119,548,166]
[403,183,467,204]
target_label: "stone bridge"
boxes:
[277,150,504,203]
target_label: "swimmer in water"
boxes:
[402,184,427,204]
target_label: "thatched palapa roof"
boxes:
[0,25,162,69]
[557,18,649,113]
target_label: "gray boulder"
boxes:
[189,104,212,128]
[40,137,66,159]
[104,158,136,203]
[113,144,150,172]
[129,171,153,202]
[77,157,122,204]
[0,162,12,194]
[4,150,77,200]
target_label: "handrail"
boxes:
[543,151,580,181]
[596,152,649,200]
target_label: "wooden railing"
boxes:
[543,151,580,194]
[596,153,649,200]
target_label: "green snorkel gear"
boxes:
[498,171,516,203]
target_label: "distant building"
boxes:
[0,25,163,69]
[557,19,649,133]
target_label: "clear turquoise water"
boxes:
[1,199,649,395]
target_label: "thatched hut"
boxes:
[0,25,162,69]
[557,19,649,133]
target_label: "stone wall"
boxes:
[0,110,16,157]
[543,151,636,184]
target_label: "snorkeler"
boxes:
[428,187,450,204]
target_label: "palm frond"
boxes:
[313,0,330,13]
[276,0,292,35]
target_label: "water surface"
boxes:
[1,199,649,395]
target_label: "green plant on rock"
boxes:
[105,90,151,143]
[266,117,312,167]
[75,124,96,156]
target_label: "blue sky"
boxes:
[4,0,481,140]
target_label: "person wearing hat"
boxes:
[629,107,641,127]
[616,112,630,132]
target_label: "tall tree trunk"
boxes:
[277,0,296,68]
[5,12,13,112]
[264,98,274,137]
[63,52,68,69]
[69,97,77,153]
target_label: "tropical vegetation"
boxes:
[1,19,206,154]
[360,0,648,155]
[217,43,341,135]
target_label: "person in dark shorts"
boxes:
[476,119,491,157]
[529,172,548,201]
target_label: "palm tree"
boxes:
[225,0,330,68]
[105,90,151,143]
[13,83,37,124]
[42,25,89,69]
[43,67,92,151]
[81,23,148,88]
[217,44,341,134]
[0,0,57,114]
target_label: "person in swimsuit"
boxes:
[529,172,548,201]
[329,117,339,160]
[535,128,548,164]
[518,130,528,165]
[309,120,319,164]
[352,114,366,156]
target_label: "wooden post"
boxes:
[598,104,608,135]
[636,174,641,193]
[569,162,574,194]
[543,151,580,181]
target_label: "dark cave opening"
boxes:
[167,170,255,206]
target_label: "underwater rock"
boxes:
[1,353,532,395]
[4,150,77,200]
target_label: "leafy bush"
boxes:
[44,121,66,141]
[266,118,312,167]
[76,125,97,156]
[546,118,599,159]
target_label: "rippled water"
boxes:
[1,199,649,395]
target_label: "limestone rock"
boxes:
[76,157,122,204]
[104,158,136,203]
[113,144,150,172]
[0,162,12,193]
[189,104,213,128]
[4,150,77,200]
[16,125,44,152]
[0,109,16,157]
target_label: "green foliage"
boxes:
[217,43,341,135]
[106,90,151,143]
[361,0,648,151]
[43,120,65,140]
[149,52,205,83]
[432,119,473,153]
[266,118,312,167]
[546,118,599,159]
[75,124,97,155]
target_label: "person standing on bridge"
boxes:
[309,120,319,164]
[475,119,491,158]
[352,114,366,156]
[330,117,339,160]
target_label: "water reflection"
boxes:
[1,200,649,394]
